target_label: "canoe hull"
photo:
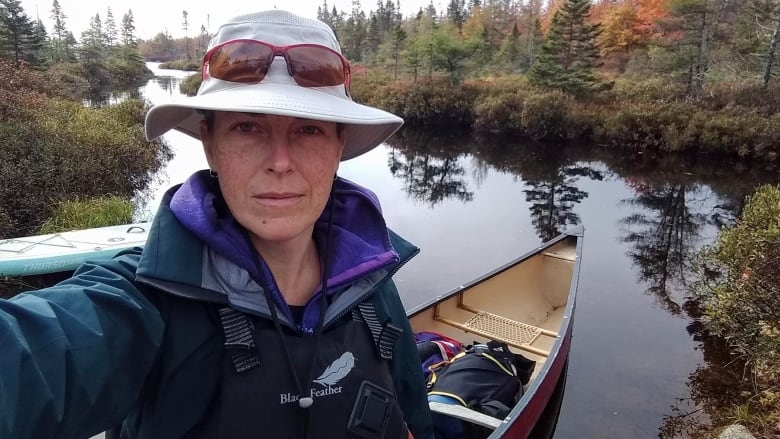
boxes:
[407,227,583,438]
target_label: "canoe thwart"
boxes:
[428,401,502,429]
[434,303,557,357]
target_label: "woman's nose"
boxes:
[264,137,294,174]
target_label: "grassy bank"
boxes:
[693,184,780,436]
[0,60,171,238]
[159,60,199,71]
[351,72,780,164]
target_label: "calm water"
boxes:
[136,64,780,438]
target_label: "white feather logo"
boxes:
[314,352,356,386]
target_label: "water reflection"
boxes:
[385,128,476,206]
[154,75,184,95]
[620,182,707,315]
[388,129,602,241]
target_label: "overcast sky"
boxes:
[18,0,440,41]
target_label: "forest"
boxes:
[139,0,780,163]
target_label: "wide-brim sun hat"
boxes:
[144,10,403,161]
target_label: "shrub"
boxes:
[696,184,780,380]
[38,196,134,234]
[350,68,394,104]
[180,73,202,96]
[609,76,686,104]
[0,64,170,238]
[473,89,571,141]
[370,77,477,126]
[159,60,200,71]
[593,102,671,150]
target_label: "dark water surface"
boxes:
[137,64,780,438]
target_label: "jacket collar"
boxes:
[135,171,417,329]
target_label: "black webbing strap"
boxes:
[353,301,403,360]
[218,307,260,373]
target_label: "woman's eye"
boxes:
[233,122,257,133]
[299,125,323,135]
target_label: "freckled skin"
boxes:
[200,112,345,252]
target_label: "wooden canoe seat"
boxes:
[434,303,558,357]
[428,401,502,429]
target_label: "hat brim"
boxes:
[145,81,403,161]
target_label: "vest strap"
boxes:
[353,301,403,360]
[219,307,260,373]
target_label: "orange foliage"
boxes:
[589,0,669,44]
[541,0,566,33]
[635,0,668,37]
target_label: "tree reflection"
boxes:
[385,128,475,206]
[601,151,780,438]
[155,76,180,94]
[620,182,709,315]
[524,165,602,241]
[472,134,602,241]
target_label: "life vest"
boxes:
[187,303,409,439]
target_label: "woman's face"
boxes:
[201,112,345,248]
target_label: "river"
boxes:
[132,63,779,438]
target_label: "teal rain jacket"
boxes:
[0,179,434,439]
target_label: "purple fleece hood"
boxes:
[167,170,399,309]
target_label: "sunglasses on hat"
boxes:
[202,39,351,94]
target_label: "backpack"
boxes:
[427,340,536,419]
[414,331,463,380]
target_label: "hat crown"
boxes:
[207,10,342,54]
[144,9,403,161]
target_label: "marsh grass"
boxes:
[37,196,134,234]
[0,60,171,239]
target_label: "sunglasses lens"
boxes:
[287,46,346,87]
[209,43,273,83]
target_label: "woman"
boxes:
[0,10,433,439]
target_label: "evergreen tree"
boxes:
[391,22,406,78]
[528,0,602,95]
[50,0,69,62]
[494,21,522,72]
[0,0,39,65]
[198,24,209,55]
[105,7,117,47]
[182,10,190,61]
[764,11,780,87]
[30,18,49,66]
[121,9,136,47]
[80,13,110,88]
[651,0,736,96]
[447,0,467,33]
[317,1,332,28]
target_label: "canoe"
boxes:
[0,223,150,277]
[407,226,583,438]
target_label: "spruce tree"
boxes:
[50,0,69,62]
[105,7,117,48]
[528,0,602,95]
[121,10,136,47]
[0,0,38,65]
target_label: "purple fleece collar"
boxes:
[168,170,399,326]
